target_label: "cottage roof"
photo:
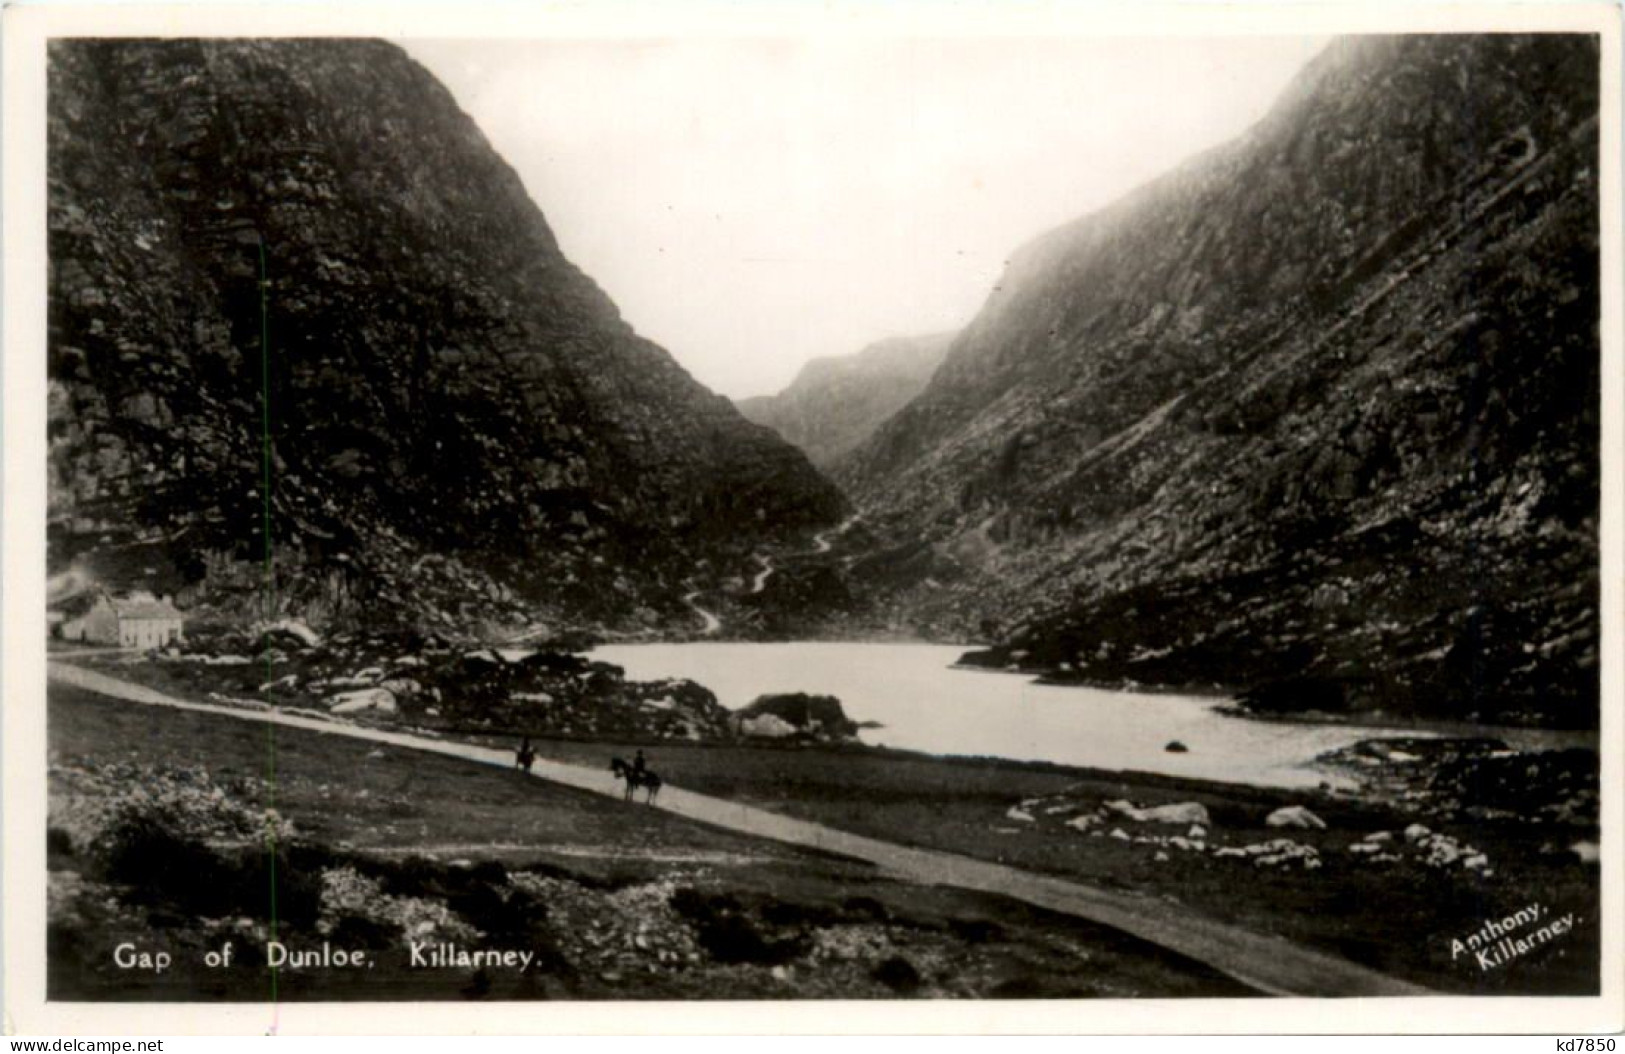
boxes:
[110,595,184,621]
[52,592,100,618]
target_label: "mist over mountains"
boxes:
[735,333,954,469]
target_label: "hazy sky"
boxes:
[403,36,1327,399]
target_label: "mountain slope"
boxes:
[840,35,1600,724]
[47,39,845,631]
[735,332,954,468]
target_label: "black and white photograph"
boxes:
[2,0,1620,1034]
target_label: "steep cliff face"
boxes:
[735,333,953,469]
[47,39,844,631]
[841,35,1600,724]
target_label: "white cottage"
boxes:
[60,591,185,649]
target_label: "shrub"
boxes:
[327,912,399,950]
[46,827,76,863]
[841,896,889,921]
[102,814,236,914]
[670,888,807,965]
[872,955,922,994]
[948,917,1004,944]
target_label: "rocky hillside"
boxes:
[735,333,953,468]
[47,39,844,633]
[840,35,1600,725]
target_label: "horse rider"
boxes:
[632,749,648,779]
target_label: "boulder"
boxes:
[328,687,398,714]
[1266,805,1327,829]
[256,618,320,648]
[738,713,797,738]
[1164,740,1189,753]
[1104,799,1211,826]
[734,693,859,740]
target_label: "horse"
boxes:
[610,756,662,804]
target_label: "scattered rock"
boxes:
[1241,839,1321,870]
[328,687,397,714]
[732,693,860,742]
[1104,800,1211,826]
[257,619,320,648]
[738,714,797,739]
[1266,805,1327,830]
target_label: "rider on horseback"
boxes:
[612,750,661,803]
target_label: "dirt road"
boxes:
[48,660,1431,998]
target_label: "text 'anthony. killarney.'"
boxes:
[1451,903,1579,973]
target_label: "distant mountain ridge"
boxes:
[735,332,954,469]
[839,35,1600,724]
[47,38,845,632]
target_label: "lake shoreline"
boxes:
[602,637,1598,764]
[593,639,1449,789]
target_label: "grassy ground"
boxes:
[46,685,1249,1001]
[501,736,1601,995]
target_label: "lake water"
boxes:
[592,641,1422,790]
